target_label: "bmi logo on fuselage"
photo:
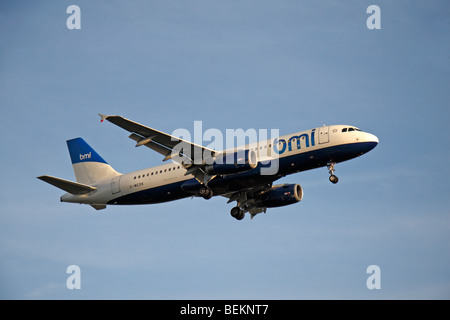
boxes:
[273,129,316,155]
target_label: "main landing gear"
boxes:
[198,186,213,199]
[230,206,245,220]
[327,161,339,184]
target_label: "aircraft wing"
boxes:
[99,114,216,162]
[99,114,217,183]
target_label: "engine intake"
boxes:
[205,149,258,175]
[255,183,303,208]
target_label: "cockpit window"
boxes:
[342,127,362,132]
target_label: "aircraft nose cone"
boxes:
[364,133,379,152]
[368,133,379,145]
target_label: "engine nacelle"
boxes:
[255,184,303,208]
[205,149,258,175]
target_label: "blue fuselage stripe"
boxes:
[107,141,377,205]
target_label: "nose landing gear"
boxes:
[327,162,339,184]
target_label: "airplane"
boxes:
[37,114,379,220]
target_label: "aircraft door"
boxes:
[111,176,121,194]
[318,126,329,144]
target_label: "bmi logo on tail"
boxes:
[79,152,91,161]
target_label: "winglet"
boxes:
[98,113,108,123]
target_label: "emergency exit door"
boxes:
[318,126,329,144]
[111,176,121,194]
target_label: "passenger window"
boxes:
[151,172,154,175]
[155,171,158,175]
[160,170,162,174]
[168,168,171,171]
[342,128,347,132]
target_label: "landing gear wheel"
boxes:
[329,174,339,184]
[327,161,339,184]
[199,187,213,199]
[230,207,245,220]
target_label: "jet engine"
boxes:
[205,149,258,175]
[254,183,303,208]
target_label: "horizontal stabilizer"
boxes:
[37,175,97,194]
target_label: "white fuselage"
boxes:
[61,125,378,206]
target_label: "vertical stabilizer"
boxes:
[67,138,120,184]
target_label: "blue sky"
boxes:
[1,0,449,299]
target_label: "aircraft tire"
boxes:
[230,207,244,220]
[199,187,213,199]
[329,175,339,184]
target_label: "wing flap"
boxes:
[128,133,172,159]
[37,175,97,194]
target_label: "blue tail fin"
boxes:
[67,138,108,165]
[67,138,119,184]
